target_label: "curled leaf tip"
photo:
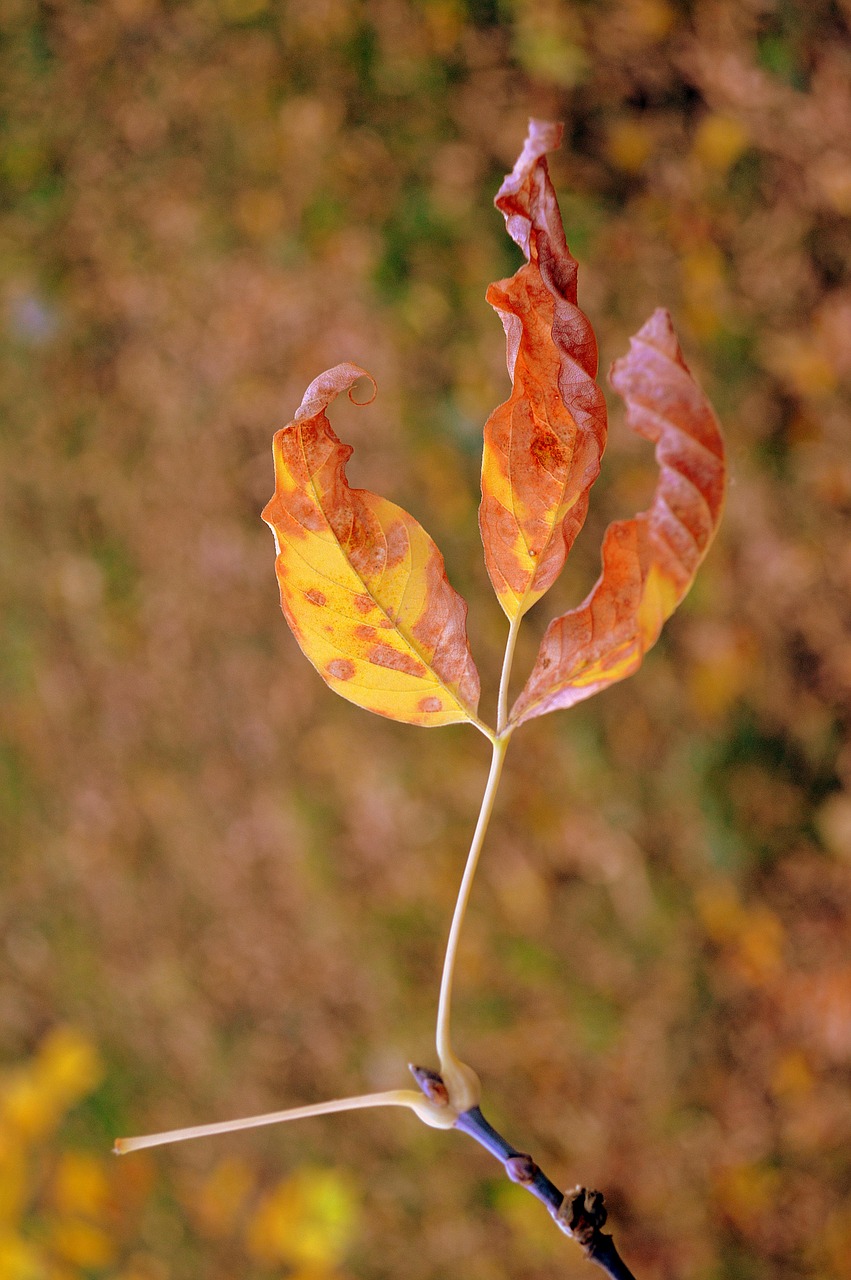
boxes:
[294,362,374,423]
[348,374,378,407]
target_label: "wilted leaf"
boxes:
[263,364,481,727]
[510,309,725,725]
[480,119,607,621]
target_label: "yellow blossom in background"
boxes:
[36,1029,103,1102]
[0,1027,104,1245]
[697,884,785,985]
[817,791,851,861]
[247,1167,358,1271]
[713,1162,779,1235]
[0,1027,103,1143]
[767,334,838,398]
[0,1029,109,1278]
[687,624,759,720]
[0,1146,29,1229]
[1,1030,363,1279]
[606,118,653,174]
[0,1231,43,1280]
[693,113,750,172]
[423,0,464,53]
[49,1217,116,1270]
[621,0,676,39]
[681,241,727,339]
[770,1050,814,1099]
[510,0,588,88]
[51,1151,110,1221]
[191,1156,256,1238]
[824,1207,851,1280]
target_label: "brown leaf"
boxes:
[509,309,726,726]
[479,119,608,620]
[262,364,481,728]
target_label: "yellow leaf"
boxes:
[480,120,607,621]
[263,364,481,728]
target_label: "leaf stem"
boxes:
[471,712,498,744]
[497,613,522,734]
[114,1089,431,1155]
[435,729,512,1105]
[435,616,522,1103]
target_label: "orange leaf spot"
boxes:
[369,644,426,678]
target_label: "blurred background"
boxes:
[2,0,851,1277]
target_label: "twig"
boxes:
[411,1067,638,1280]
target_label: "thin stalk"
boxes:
[114,1089,425,1155]
[435,615,521,1096]
[435,735,509,1069]
[497,612,522,734]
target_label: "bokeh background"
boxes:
[3,0,851,1277]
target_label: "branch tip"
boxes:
[555,1186,637,1280]
[556,1185,608,1243]
[455,1104,637,1280]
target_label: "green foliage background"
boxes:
[2,1,851,1277]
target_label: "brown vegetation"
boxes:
[2,2,851,1277]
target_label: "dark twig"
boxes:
[410,1067,637,1280]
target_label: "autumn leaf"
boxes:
[509,309,725,726]
[262,364,482,728]
[480,118,607,621]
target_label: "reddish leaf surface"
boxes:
[262,364,481,727]
[479,119,608,620]
[510,309,726,726]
